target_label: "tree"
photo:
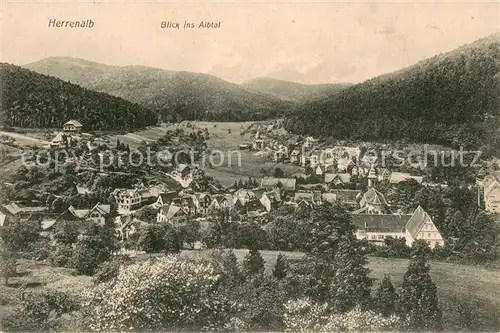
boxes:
[410,239,432,258]
[398,256,442,330]
[373,276,398,316]
[0,240,17,285]
[54,220,80,245]
[1,219,41,252]
[302,203,357,259]
[272,253,288,280]
[72,223,117,275]
[138,224,165,254]
[243,248,265,276]
[329,239,372,312]
[164,227,183,254]
[273,167,285,178]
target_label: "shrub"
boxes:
[81,255,234,331]
[49,244,74,268]
[321,307,406,331]
[1,290,79,332]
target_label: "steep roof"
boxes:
[52,132,66,143]
[327,189,362,204]
[389,172,424,184]
[3,203,47,215]
[294,192,314,201]
[360,188,389,207]
[324,173,351,184]
[158,191,178,203]
[64,120,82,127]
[161,204,187,220]
[351,214,410,233]
[485,179,500,195]
[406,205,434,238]
[260,177,296,191]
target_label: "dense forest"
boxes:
[25,58,293,122]
[0,63,158,130]
[241,77,351,102]
[285,34,500,150]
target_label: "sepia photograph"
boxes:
[0,0,499,331]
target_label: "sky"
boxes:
[1,0,499,84]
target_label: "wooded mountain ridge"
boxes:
[0,63,158,130]
[284,33,500,150]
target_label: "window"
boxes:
[428,233,432,238]
[378,235,385,240]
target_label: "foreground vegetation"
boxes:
[1,203,499,331]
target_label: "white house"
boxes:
[352,206,444,248]
[63,120,83,133]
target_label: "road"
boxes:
[0,131,51,146]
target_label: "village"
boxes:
[3,117,499,254]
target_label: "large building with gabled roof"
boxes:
[351,205,444,248]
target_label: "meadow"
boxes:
[107,122,304,187]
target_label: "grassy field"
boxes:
[107,122,304,187]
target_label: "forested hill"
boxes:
[24,57,293,122]
[0,63,158,130]
[241,77,351,102]
[284,33,500,149]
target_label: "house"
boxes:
[155,191,179,208]
[293,190,322,205]
[65,203,111,225]
[174,164,192,179]
[337,157,354,172]
[157,204,189,223]
[351,206,444,248]
[253,139,265,150]
[113,188,156,214]
[63,120,83,133]
[50,132,73,148]
[260,190,281,212]
[377,168,391,182]
[389,172,424,184]
[208,194,234,211]
[321,189,362,207]
[172,195,198,216]
[405,206,445,248]
[290,149,301,164]
[302,136,319,149]
[324,173,351,187]
[260,177,296,193]
[367,165,378,188]
[352,214,409,243]
[0,203,48,226]
[194,193,212,215]
[273,146,289,162]
[356,188,391,214]
[484,178,500,214]
[315,165,324,176]
[233,189,257,206]
[115,216,149,241]
[331,146,361,161]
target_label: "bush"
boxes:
[81,255,234,331]
[1,290,79,332]
[49,244,74,268]
[93,255,131,284]
[283,299,405,332]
